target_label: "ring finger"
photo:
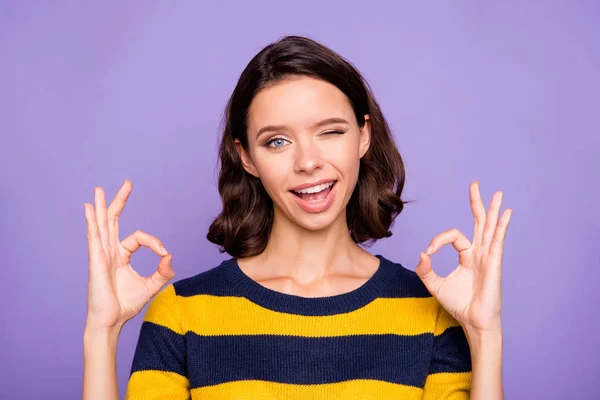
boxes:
[482,191,503,250]
[94,186,110,255]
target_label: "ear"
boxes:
[234,139,260,178]
[359,114,372,159]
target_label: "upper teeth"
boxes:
[294,181,334,194]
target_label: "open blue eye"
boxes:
[266,138,288,148]
[265,130,344,149]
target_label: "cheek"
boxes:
[253,155,290,195]
[337,156,361,181]
[324,136,361,176]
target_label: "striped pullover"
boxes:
[125,255,472,399]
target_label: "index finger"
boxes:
[426,228,471,255]
[120,230,169,260]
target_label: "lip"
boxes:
[290,179,337,192]
[290,181,338,213]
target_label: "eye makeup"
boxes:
[263,127,348,149]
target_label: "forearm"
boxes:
[465,327,504,400]
[82,324,123,400]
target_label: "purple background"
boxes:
[1,1,598,398]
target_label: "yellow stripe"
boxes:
[433,302,464,336]
[143,284,185,335]
[423,372,472,399]
[190,379,423,399]
[145,293,461,337]
[126,370,471,399]
[125,370,190,400]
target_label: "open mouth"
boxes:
[290,180,337,202]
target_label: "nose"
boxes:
[293,138,323,174]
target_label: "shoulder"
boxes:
[378,254,433,299]
[378,256,463,330]
[145,258,236,328]
[169,257,238,298]
[377,255,447,332]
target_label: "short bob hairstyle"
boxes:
[207,35,411,258]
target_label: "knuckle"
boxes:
[108,211,120,223]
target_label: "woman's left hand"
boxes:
[415,181,513,334]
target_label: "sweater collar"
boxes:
[221,254,396,316]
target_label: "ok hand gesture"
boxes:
[415,181,513,334]
[83,180,174,332]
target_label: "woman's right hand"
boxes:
[83,179,175,332]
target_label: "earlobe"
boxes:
[234,139,260,178]
[359,114,372,158]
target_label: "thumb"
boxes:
[145,253,175,297]
[415,252,443,297]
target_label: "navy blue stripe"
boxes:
[174,259,242,297]
[429,326,472,374]
[185,332,434,389]
[130,323,471,387]
[173,255,432,316]
[130,322,187,377]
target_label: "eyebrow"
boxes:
[255,117,350,139]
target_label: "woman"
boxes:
[83,35,511,399]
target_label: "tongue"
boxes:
[298,186,331,202]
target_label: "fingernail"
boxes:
[426,245,434,255]
[160,246,168,256]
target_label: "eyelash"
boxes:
[265,130,345,148]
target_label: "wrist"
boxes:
[465,325,504,399]
[83,322,123,345]
[464,325,503,358]
[464,318,502,341]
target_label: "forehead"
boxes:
[247,76,354,132]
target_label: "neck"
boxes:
[256,207,368,283]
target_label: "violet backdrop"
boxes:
[1,1,598,398]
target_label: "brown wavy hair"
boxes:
[207,35,413,257]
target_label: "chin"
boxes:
[293,213,341,232]
[286,200,348,233]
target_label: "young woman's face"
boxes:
[236,75,371,231]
